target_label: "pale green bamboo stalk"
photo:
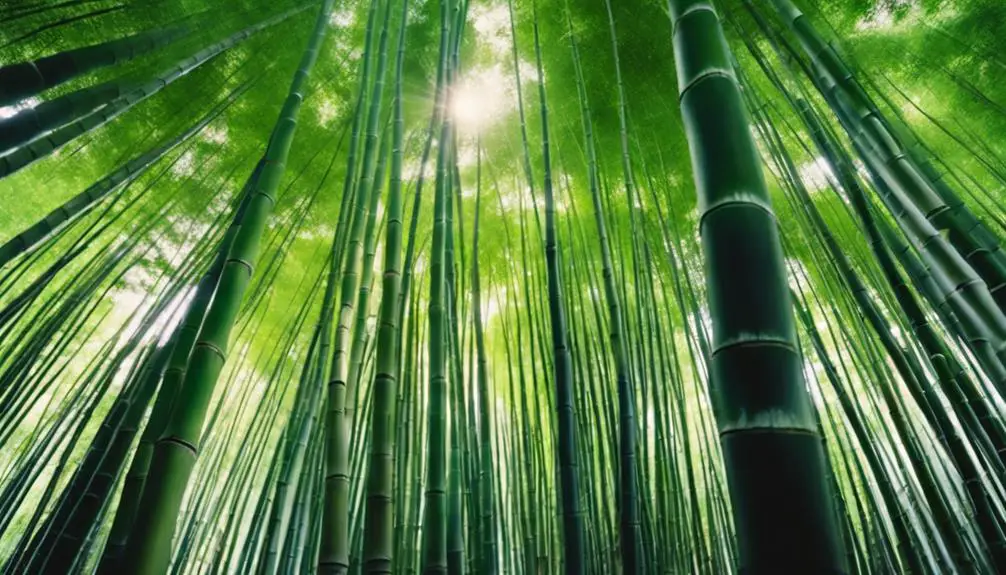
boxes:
[320,0,391,571]
[118,2,334,571]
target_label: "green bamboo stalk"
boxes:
[444,100,467,575]
[0,24,190,106]
[0,4,310,181]
[753,80,986,570]
[309,36,380,570]
[346,120,392,424]
[667,1,845,571]
[0,79,253,269]
[468,137,497,575]
[21,242,208,571]
[38,344,170,573]
[361,2,408,570]
[529,1,583,572]
[767,0,1006,311]
[118,2,334,571]
[320,0,391,571]
[420,1,458,571]
[783,91,1006,463]
[260,387,323,574]
[97,158,263,571]
[575,4,641,570]
[0,79,125,153]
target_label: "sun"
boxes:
[451,83,486,129]
[450,65,511,132]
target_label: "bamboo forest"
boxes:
[5,0,1006,572]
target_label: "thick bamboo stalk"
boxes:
[667,1,846,572]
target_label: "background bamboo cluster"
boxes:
[1,0,1006,573]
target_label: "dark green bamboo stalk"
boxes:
[530,2,583,572]
[420,2,459,572]
[37,342,171,573]
[0,79,126,153]
[0,23,190,106]
[767,0,1006,312]
[588,3,642,570]
[751,76,989,570]
[667,1,846,572]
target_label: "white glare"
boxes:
[797,156,835,193]
[451,65,512,132]
[0,97,40,119]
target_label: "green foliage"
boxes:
[3,0,1006,573]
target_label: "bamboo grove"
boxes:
[1,0,1006,572]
